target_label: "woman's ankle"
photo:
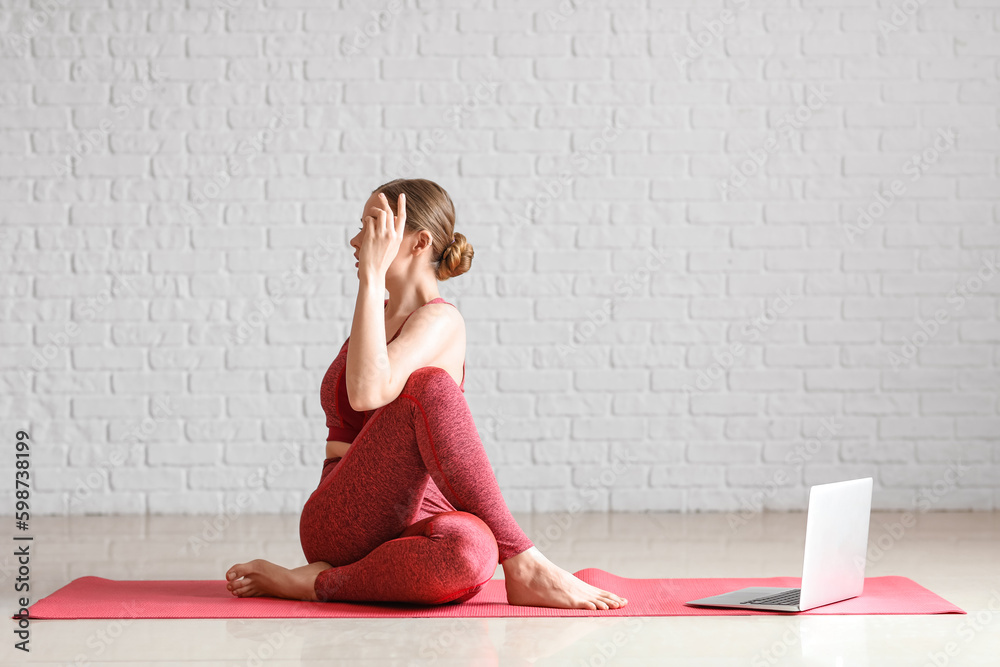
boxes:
[502,546,543,576]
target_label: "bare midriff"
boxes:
[326,440,351,460]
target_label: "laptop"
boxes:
[685,477,873,612]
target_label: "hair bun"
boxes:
[438,231,473,280]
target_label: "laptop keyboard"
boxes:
[742,589,801,606]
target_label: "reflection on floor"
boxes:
[4,511,999,665]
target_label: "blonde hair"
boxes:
[371,178,473,281]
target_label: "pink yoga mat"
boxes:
[18,569,963,619]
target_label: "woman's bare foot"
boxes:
[225,559,331,601]
[501,547,628,611]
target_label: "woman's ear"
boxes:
[414,229,435,254]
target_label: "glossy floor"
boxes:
[4,511,998,666]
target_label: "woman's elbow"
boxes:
[349,385,401,413]
[346,386,374,413]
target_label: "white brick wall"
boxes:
[0,0,997,516]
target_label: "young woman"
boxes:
[225,178,627,610]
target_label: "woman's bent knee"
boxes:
[402,365,458,395]
[442,512,499,584]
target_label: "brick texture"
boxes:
[0,1,997,515]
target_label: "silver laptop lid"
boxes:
[800,477,873,610]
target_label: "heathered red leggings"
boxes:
[299,366,535,605]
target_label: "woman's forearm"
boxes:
[345,273,390,412]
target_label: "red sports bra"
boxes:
[320,297,465,443]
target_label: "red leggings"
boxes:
[299,366,535,605]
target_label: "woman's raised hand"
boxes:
[358,192,406,280]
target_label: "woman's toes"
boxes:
[608,594,625,607]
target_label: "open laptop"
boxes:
[685,477,873,612]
